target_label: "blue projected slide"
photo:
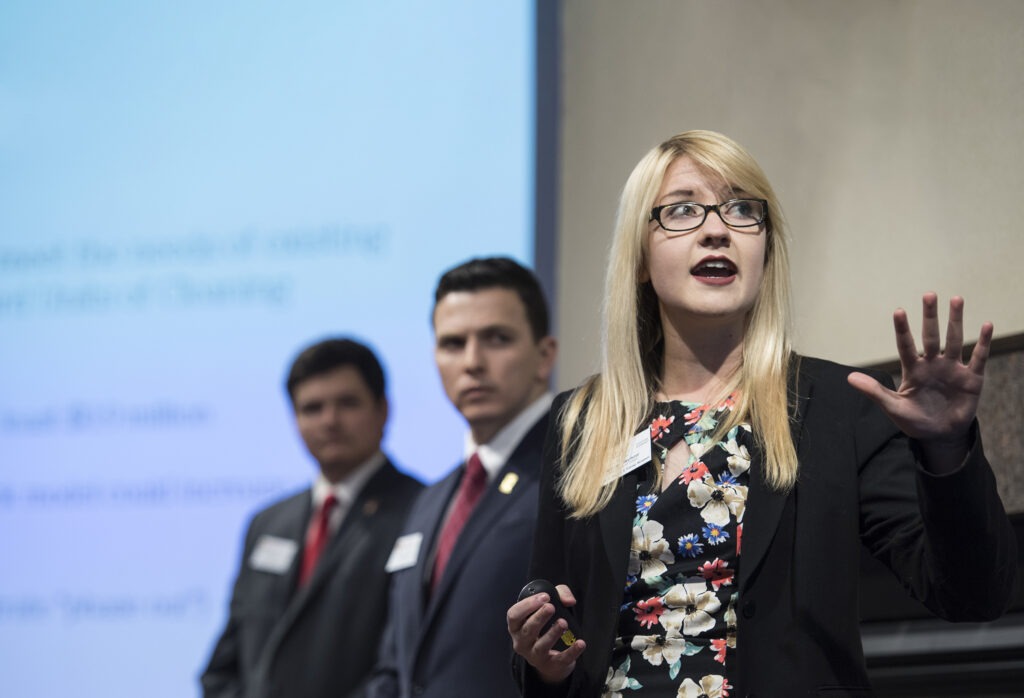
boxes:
[0,2,535,696]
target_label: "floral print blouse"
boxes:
[603,396,751,698]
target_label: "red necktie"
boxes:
[431,453,487,591]
[299,493,338,587]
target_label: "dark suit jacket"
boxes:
[201,458,423,698]
[367,412,549,698]
[516,357,1017,698]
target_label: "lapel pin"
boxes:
[498,472,519,495]
[363,498,379,516]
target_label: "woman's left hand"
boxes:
[847,293,992,469]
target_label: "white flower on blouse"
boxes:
[677,674,730,698]
[723,437,751,477]
[630,631,700,667]
[602,657,641,697]
[628,519,675,581]
[660,581,722,636]
[688,440,710,463]
[686,478,746,526]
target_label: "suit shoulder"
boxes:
[795,354,891,387]
[796,355,855,377]
[423,465,461,494]
[243,487,310,538]
[379,459,425,490]
[389,470,426,501]
[249,487,309,520]
[553,388,575,409]
[506,410,552,477]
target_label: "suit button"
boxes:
[412,684,425,696]
[742,600,756,618]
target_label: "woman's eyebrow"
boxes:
[658,188,697,201]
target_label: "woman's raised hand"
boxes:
[847,293,993,470]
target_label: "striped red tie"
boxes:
[431,453,487,591]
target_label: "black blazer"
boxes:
[516,357,1016,698]
[367,413,549,698]
[201,458,423,698]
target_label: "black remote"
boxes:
[517,579,582,651]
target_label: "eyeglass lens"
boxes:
[658,200,764,232]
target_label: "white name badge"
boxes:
[605,429,652,484]
[249,535,299,574]
[385,532,423,573]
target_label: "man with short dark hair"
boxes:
[201,338,423,698]
[367,257,557,698]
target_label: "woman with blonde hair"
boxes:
[507,130,1015,696]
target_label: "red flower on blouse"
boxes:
[633,596,666,629]
[698,558,734,591]
[650,414,674,440]
[736,523,743,555]
[683,405,707,425]
[711,638,728,664]
[680,460,709,484]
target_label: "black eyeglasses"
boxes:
[649,198,769,234]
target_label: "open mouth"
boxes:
[691,259,737,278]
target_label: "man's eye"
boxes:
[484,332,513,345]
[438,338,464,351]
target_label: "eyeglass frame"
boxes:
[648,198,771,234]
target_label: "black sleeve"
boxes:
[855,371,1017,621]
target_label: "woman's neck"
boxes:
[657,312,745,403]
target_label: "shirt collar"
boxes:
[311,450,386,510]
[463,392,553,481]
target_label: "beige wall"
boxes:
[555,0,1024,390]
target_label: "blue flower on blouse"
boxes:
[702,523,730,545]
[636,494,658,514]
[716,472,738,486]
[677,533,704,558]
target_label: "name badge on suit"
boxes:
[385,532,423,573]
[248,535,299,574]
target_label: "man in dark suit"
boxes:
[201,338,423,698]
[366,257,558,698]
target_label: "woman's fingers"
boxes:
[892,308,919,368]
[507,593,551,636]
[967,321,994,376]
[919,292,941,358]
[944,296,965,360]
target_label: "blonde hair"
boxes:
[558,130,797,518]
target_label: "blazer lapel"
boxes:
[739,359,812,592]
[428,461,526,605]
[269,462,400,644]
[298,503,371,599]
[300,466,391,594]
[421,414,547,627]
[415,469,461,620]
[256,493,312,666]
[598,466,641,586]
[276,492,311,601]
